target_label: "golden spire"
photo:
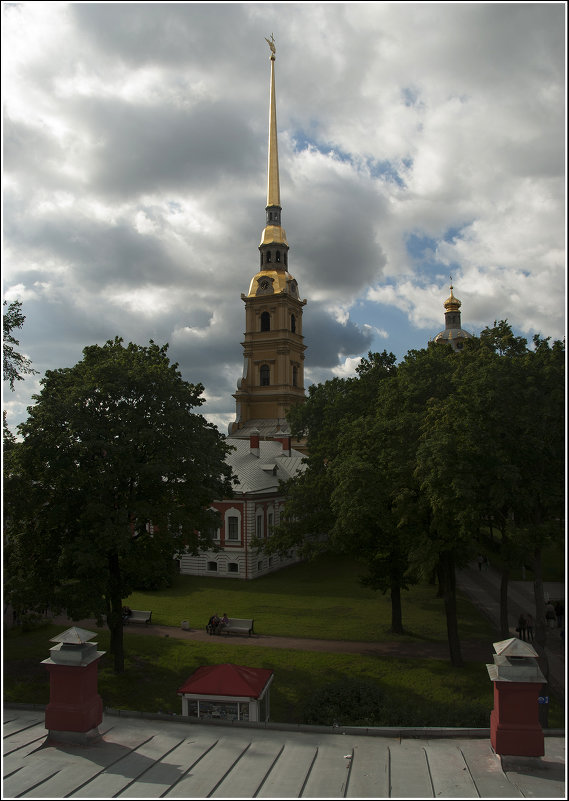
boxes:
[266,33,280,208]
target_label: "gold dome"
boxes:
[259,224,288,247]
[247,269,299,298]
[444,285,461,312]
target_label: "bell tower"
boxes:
[230,36,307,436]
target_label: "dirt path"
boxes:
[51,615,493,662]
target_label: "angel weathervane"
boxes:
[265,33,276,57]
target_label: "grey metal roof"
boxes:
[226,437,306,495]
[229,419,292,438]
[3,706,566,798]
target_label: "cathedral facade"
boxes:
[179,39,307,580]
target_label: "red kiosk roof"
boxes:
[178,663,273,698]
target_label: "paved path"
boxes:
[456,562,565,700]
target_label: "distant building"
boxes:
[180,40,306,580]
[179,433,305,579]
[433,284,474,351]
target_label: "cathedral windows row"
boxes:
[258,363,300,387]
[259,312,298,333]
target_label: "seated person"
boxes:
[207,613,221,635]
[122,606,132,624]
[219,613,229,630]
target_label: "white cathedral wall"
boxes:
[178,498,301,580]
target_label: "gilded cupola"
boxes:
[433,282,474,352]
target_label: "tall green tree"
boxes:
[329,414,417,634]
[413,325,564,670]
[4,338,234,672]
[3,299,38,391]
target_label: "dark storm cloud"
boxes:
[5,208,184,289]
[71,96,261,199]
[71,2,254,69]
[3,117,69,187]
[303,303,374,369]
[289,173,388,299]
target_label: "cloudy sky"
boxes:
[3,2,566,434]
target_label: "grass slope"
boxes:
[4,555,563,728]
[125,554,495,642]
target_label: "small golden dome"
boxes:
[444,285,461,312]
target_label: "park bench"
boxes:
[125,610,152,625]
[206,617,254,636]
[220,618,254,637]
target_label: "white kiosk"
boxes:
[178,663,273,723]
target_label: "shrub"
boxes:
[303,679,387,726]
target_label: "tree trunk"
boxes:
[435,562,444,599]
[390,581,403,634]
[499,566,510,638]
[532,546,549,728]
[439,552,463,667]
[106,551,125,674]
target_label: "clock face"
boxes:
[260,279,269,290]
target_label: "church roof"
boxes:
[434,328,474,344]
[178,663,273,698]
[226,436,306,495]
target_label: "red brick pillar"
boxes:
[490,681,545,756]
[487,637,545,757]
[42,627,105,742]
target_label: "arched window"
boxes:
[291,314,296,333]
[260,364,270,386]
[284,252,288,266]
[225,508,242,543]
[266,250,271,263]
[261,311,270,331]
[276,250,281,263]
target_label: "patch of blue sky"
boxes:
[443,224,471,243]
[401,86,422,108]
[367,159,406,187]
[405,226,469,278]
[292,129,406,185]
[405,232,438,261]
[350,298,433,362]
[291,130,352,163]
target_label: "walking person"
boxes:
[545,602,556,629]
[516,613,527,641]
[525,613,534,642]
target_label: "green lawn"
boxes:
[125,554,496,642]
[7,624,564,728]
[5,555,563,728]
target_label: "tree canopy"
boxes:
[262,326,565,667]
[4,338,234,672]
